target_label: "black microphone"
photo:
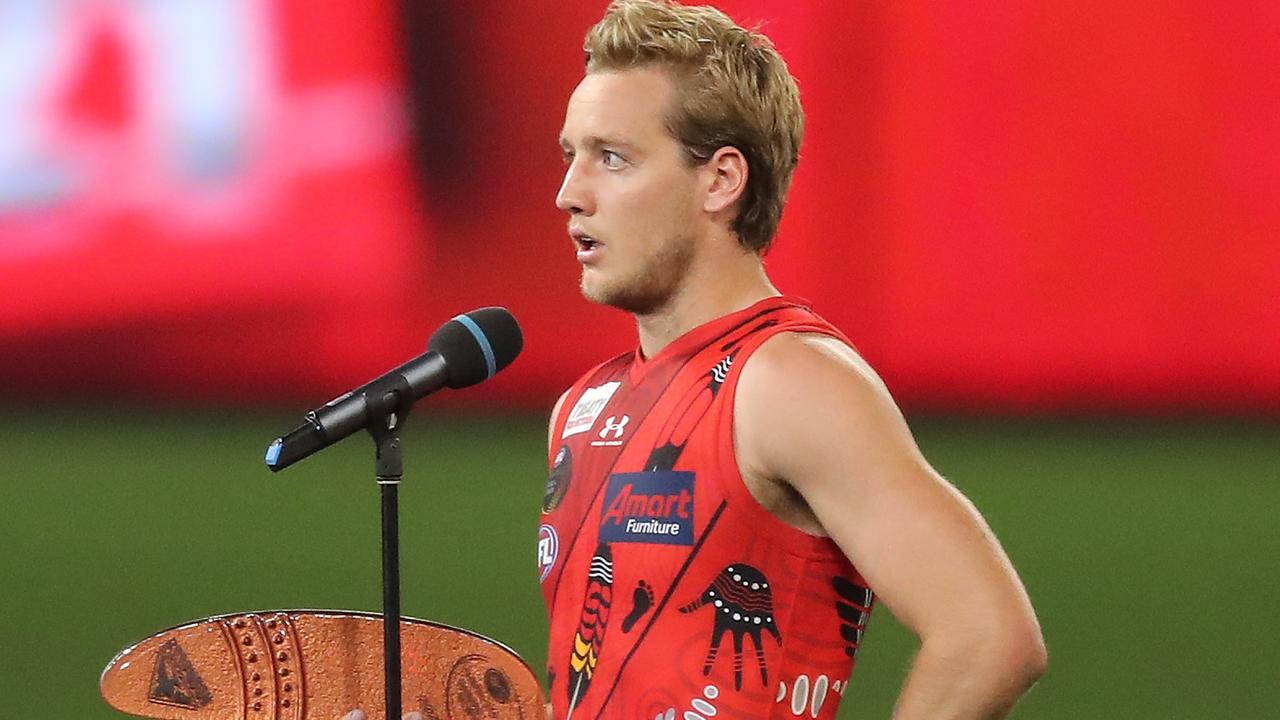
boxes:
[265,307,522,471]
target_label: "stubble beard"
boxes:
[581,233,696,316]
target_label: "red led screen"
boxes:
[1,1,1276,414]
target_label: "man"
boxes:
[538,2,1046,719]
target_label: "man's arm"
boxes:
[545,389,570,720]
[735,333,1046,720]
[549,389,570,454]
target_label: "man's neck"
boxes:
[634,252,779,359]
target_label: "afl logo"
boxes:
[537,524,559,583]
[542,446,572,513]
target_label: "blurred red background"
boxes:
[0,0,1276,414]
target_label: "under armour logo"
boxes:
[598,415,630,440]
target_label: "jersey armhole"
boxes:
[711,323,856,559]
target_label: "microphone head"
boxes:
[428,307,523,389]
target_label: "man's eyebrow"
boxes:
[559,135,638,152]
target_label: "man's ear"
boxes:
[703,146,748,214]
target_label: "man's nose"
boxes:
[556,162,593,215]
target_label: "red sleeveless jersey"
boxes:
[538,296,876,720]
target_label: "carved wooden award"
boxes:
[100,611,544,720]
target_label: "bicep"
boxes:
[737,337,1036,639]
[548,389,570,457]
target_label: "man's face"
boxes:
[556,67,705,314]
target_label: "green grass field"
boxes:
[1,408,1276,718]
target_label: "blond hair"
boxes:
[584,0,803,253]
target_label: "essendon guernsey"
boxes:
[539,296,875,720]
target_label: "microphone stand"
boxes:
[367,408,406,720]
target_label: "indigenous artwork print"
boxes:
[833,577,874,659]
[566,545,614,715]
[679,564,782,690]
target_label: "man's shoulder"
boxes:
[739,329,884,398]
[558,351,635,404]
[733,328,905,477]
[548,350,635,450]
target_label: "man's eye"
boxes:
[602,150,625,169]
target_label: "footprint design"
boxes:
[621,580,655,633]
